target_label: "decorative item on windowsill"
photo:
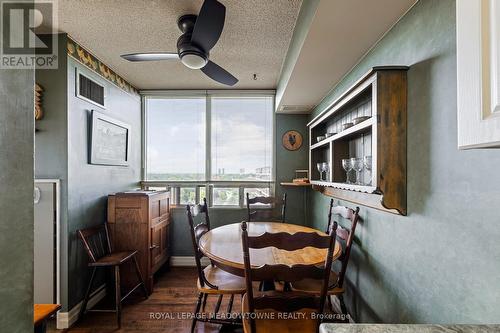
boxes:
[293,170,309,184]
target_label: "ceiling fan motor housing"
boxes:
[177,15,208,69]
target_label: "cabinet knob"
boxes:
[150,245,159,250]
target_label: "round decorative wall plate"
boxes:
[282,130,303,151]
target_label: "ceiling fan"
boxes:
[121,0,238,86]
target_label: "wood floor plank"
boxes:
[47,267,344,332]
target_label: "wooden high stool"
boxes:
[78,223,148,329]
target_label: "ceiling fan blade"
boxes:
[201,60,238,86]
[191,0,226,52]
[121,52,179,62]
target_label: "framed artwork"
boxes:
[282,130,303,151]
[89,110,130,166]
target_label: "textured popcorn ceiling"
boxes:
[52,0,302,89]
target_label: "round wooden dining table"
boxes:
[198,222,342,277]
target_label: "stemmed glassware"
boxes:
[363,156,372,186]
[351,157,364,185]
[341,156,372,185]
[342,159,352,184]
[317,162,330,181]
[316,163,324,181]
[321,162,330,182]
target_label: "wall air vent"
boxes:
[277,104,313,114]
[76,70,106,108]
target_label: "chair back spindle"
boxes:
[246,193,287,223]
[78,224,112,263]
[186,198,217,289]
[325,199,360,289]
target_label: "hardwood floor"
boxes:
[49,267,241,333]
[48,267,346,332]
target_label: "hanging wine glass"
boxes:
[342,159,352,184]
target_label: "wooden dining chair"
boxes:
[186,198,246,333]
[240,220,338,333]
[78,223,148,329]
[246,192,287,223]
[291,199,360,317]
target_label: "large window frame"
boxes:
[141,90,276,208]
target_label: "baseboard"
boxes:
[170,256,210,267]
[56,284,106,329]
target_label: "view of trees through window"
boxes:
[145,94,274,206]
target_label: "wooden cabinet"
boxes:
[107,190,171,294]
[308,66,408,215]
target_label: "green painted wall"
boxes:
[66,58,142,310]
[35,36,142,311]
[0,55,34,331]
[170,113,310,256]
[309,0,500,323]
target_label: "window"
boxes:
[143,93,274,207]
[146,97,205,181]
[211,97,273,181]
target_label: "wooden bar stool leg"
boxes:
[78,266,97,322]
[132,255,148,298]
[191,292,203,333]
[114,266,122,329]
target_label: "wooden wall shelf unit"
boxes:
[108,190,171,294]
[307,66,408,215]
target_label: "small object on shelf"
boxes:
[350,157,364,185]
[342,122,354,130]
[322,162,330,182]
[293,169,309,184]
[317,162,324,181]
[352,116,370,125]
[317,162,330,182]
[316,135,326,142]
[364,155,372,185]
[342,159,352,184]
[325,132,336,138]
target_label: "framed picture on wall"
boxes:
[89,110,130,166]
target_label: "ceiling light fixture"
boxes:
[180,52,208,69]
